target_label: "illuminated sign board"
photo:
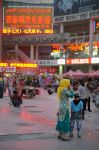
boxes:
[4,7,53,34]
[66,58,91,64]
[10,63,37,68]
[38,60,58,66]
[52,44,60,53]
[58,59,65,65]
[39,67,57,73]
[0,63,37,68]
[91,57,99,64]
[94,20,99,33]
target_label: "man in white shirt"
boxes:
[77,80,86,119]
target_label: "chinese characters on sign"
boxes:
[66,58,91,64]
[91,57,99,64]
[38,60,58,66]
[54,10,99,23]
[4,8,53,34]
[39,67,57,73]
[0,63,37,68]
[3,28,53,34]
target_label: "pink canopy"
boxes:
[86,70,95,77]
[90,70,99,77]
[72,70,86,78]
[63,70,74,78]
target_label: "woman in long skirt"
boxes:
[56,79,74,141]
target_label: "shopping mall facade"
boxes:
[0,0,99,75]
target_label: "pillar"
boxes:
[89,19,94,72]
[60,23,67,73]
[60,23,64,34]
[30,45,34,60]
[89,64,93,72]
[89,19,94,57]
[15,44,18,59]
[59,65,63,79]
[35,46,38,60]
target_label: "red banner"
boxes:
[66,58,91,64]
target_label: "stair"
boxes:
[18,50,36,64]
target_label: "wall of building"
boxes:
[0,0,3,61]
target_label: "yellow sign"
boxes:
[0,63,37,68]
[3,28,53,34]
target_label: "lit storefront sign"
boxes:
[4,7,53,34]
[91,57,99,64]
[0,63,8,67]
[66,58,91,64]
[0,67,16,73]
[5,67,16,73]
[39,67,57,73]
[38,60,58,66]
[58,59,65,65]
[94,20,99,33]
[0,63,37,68]
[10,63,37,68]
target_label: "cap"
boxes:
[74,92,80,98]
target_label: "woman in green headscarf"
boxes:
[56,79,74,141]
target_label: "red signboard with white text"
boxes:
[39,67,57,74]
[66,58,91,64]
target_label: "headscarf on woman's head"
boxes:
[57,79,70,99]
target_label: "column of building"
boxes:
[59,23,64,78]
[15,44,18,60]
[89,19,94,72]
[35,46,38,60]
[30,45,34,60]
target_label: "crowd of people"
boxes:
[3,73,99,139]
[4,74,60,107]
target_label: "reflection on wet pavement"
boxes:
[20,111,55,127]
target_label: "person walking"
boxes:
[56,79,74,141]
[70,93,83,138]
[77,80,86,119]
[85,82,92,112]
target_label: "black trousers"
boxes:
[84,97,91,111]
[80,99,86,119]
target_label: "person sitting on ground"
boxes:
[11,91,22,107]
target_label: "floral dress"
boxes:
[56,88,73,134]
